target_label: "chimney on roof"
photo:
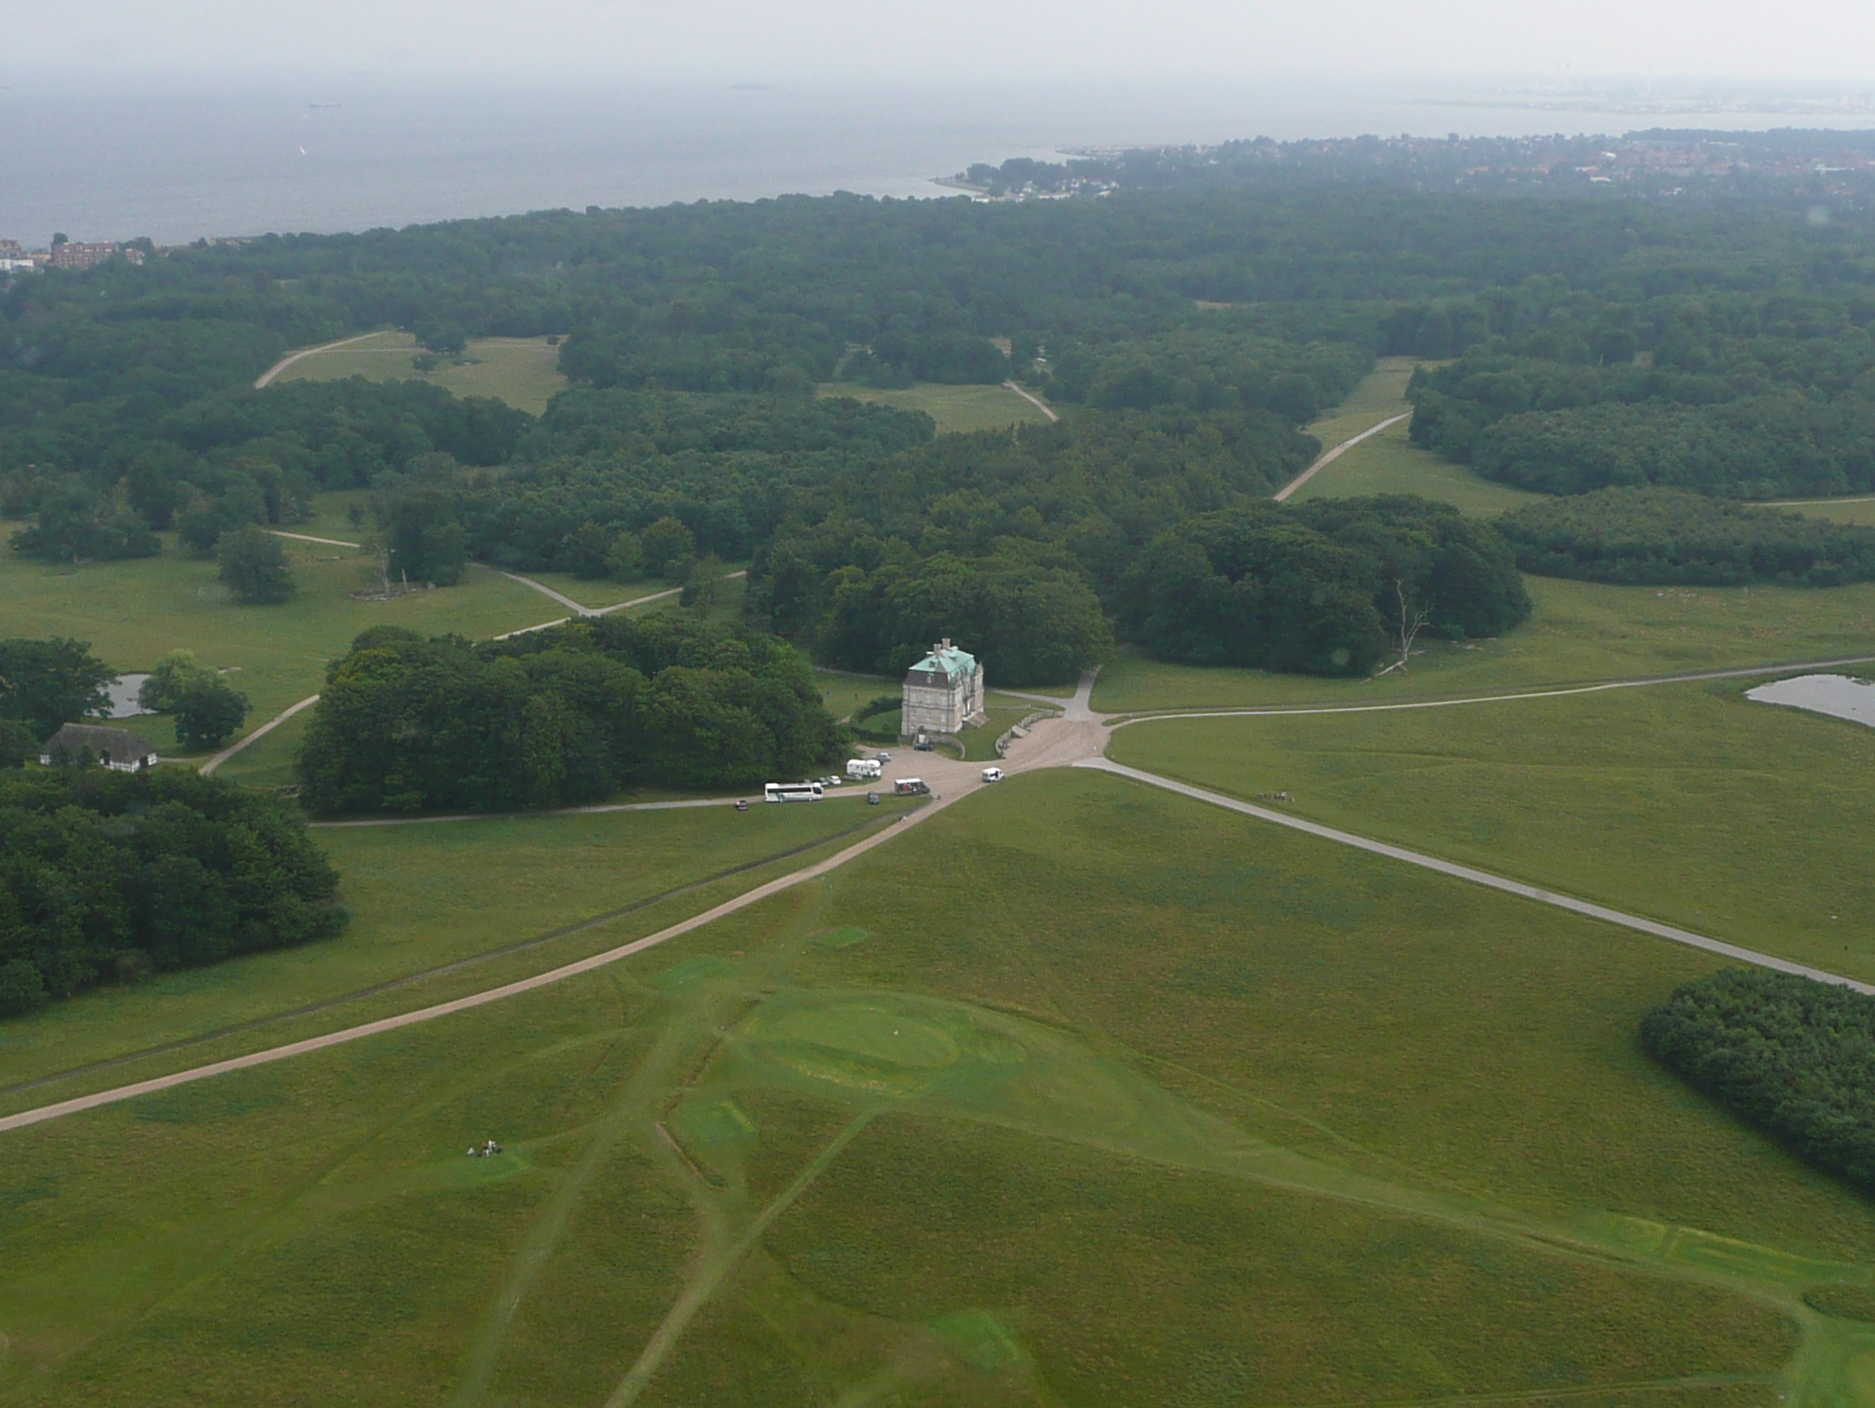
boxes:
[941,637,952,651]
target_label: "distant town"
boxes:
[0,234,258,279]
[942,128,1875,206]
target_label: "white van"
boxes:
[980,766,1005,784]
[845,758,883,780]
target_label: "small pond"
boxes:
[1745,673,1875,729]
[104,673,151,719]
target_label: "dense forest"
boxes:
[0,768,345,1015]
[12,142,1875,684]
[1408,287,1875,499]
[1642,969,1875,1195]
[297,613,847,813]
[1496,487,1875,585]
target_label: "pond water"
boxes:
[1745,673,1875,729]
[104,674,151,719]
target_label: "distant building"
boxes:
[901,638,985,738]
[38,723,158,772]
[0,240,25,258]
[46,241,141,270]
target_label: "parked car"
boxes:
[980,766,1004,783]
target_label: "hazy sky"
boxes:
[8,0,1875,85]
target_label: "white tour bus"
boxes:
[763,780,825,803]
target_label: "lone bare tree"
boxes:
[1392,577,1432,673]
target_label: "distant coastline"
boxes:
[13,75,1875,247]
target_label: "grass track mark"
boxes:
[605,1113,873,1407]
[449,1009,704,1406]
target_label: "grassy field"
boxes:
[1290,356,1545,513]
[499,568,675,612]
[0,798,912,1117]
[1300,354,1419,448]
[1108,677,1875,984]
[1291,419,1545,513]
[815,380,1052,433]
[1092,573,1875,712]
[6,773,1873,1404]
[1771,496,1875,528]
[812,670,898,722]
[273,330,569,415]
[0,532,555,751]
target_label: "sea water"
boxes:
[9,73,1875,245]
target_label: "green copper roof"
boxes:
[909,644,976,678]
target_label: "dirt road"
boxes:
[1001,380,1059,423]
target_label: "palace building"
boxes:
[900,639,986,738]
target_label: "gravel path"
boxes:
[269,530,363,548]
[1108,654,1875,729]
[1079,758,1875,994]
[1001,380,1059,422]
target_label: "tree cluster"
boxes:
[1496,487,1875,585]
[297,614,847,814]
[138,650,251,749]
[0,636,114,739]
[1641,968,1875,1194]
[0,767,345,1016]
[745,408,1315,683]
[1118,496,1531,675]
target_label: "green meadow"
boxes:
[1290,418,1544,513]
[1108,676,1875,982]
[0,799,909,1118]
[5,773,1873,1405]
[273,331,570,415]
[815,380,1053,433]
[1774,495,1875,528]
[1092,573,1875,713]
[1291,357,1540,513]
[0,533,556,751]
[1299,353,1418,447]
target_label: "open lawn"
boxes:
[1772,496,1875,528]
[812,670,898,722]
[497,568,675,612]
[1289,418,1545,513]
[1108,677,1875,984]
[292,490,371,543]
[1300,354,1420,448]
[0,532,557,752]
[0,799,911,1118]
[815,380,1052,433]
[272,330,569,415]
[1092,573,1875,712]
[5,773,1871,1404]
